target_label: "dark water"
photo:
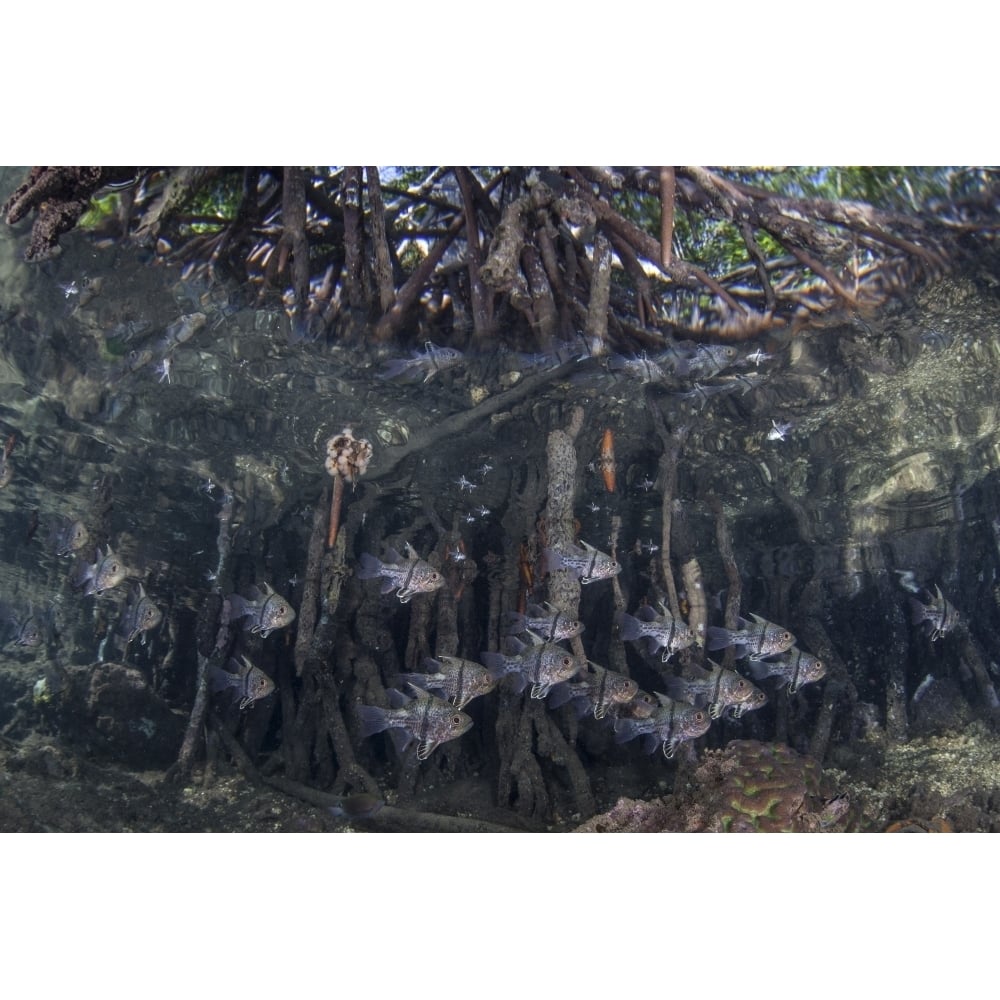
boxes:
[3,166,1000,832]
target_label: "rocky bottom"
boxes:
[4,720,1000,832]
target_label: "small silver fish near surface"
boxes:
[73,544,127,596]
[614,696,712,758]
[400,655,497,711]
[48,516,90,557]
[746,647,826,694]
[617,603,697,662]
[707,612,796,661]
[909,585,961,641]
[210,654,276,710]
[379,342,465,383]
[502,602,584,642]
[228,581,296,637]
[118,582,163,644]
[480,634,581,700]
[357,685,472,760]
[356,545,444,603]
[542,540,621,585]
[665,661,766,720]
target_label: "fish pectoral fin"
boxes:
[416,739,439,760]
[530,683,549,700]
[709,702,723,719]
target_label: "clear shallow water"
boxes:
[3,167,1000,831]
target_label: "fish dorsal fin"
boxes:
[405,682,430,699]
[523,629,546,646]
[747,612,767,625]
[654,691,672,706]
[578,540,597,553]
[384,547,403,564]
[423,656,442,671]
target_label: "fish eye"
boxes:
[430,572,441,581]
[561,657,573,666]
[451,715,463,726]
[695,712,705,722]
[737,680,747,690]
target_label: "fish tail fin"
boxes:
[615,719,647,745]
[540,548,563,575]
[545,683,574,711]
[501,611,526,634]
[356,553,384,581]
[479,651,509,678]
[706,626,735,651]
[357,704,391,738]
[662,676,688,701]
[615,612,643,642]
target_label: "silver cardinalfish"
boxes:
[480,634,581,700]
[664,661,766,719]
[357,545,444,603]
[1,605,42,649]
[74,545,127,596]
[542,540,621,585]
[210,655,276,710]
[118,582,163,644]
[617,603,697,662]
[48,516,90,557]
[547,661,638,720]
[400,656,497,711]
[707,612,795,661]
[379,342,465,383]
[228,582,296,637]
[614,696,712,758]
[502,602,584,642]
[746,647,826,694]
[357,686,472,760]
[909,585,961,641]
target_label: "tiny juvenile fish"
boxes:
[746,647,826,694]
[400,656,497,711]
[909,585,961,641]
[228,581,296,637]
[664,661,766,720]
[617,603,697,662]
[118,582,163,644]
[73,545,127,596]
[379,342,465,383]
[356,546,444,604]
[48,516,90,557]
[674,342,740,379]
[607,353,671,384]
[542,540,620,585]
[614,696,712,758]
[357,686,472,760]
[547,661,638,720]
[502,602,584,642]
[480,635,581,700]
[210,654,276,710]
[707,612,796,661]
